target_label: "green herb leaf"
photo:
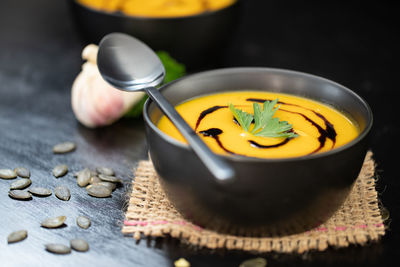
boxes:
[229,103,253,132]
[251,99,279,134]
[254,117,297,138]
[230,99,298,138]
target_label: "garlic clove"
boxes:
[71,44,145,128]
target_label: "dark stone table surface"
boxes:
[0,0,397,266]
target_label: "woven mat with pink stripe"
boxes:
[122,151,385,253]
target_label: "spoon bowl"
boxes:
[97,33,165,90]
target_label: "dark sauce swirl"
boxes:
[199,128,236,154]
[249,138,290,148]
[195,98,338,156]
[195,105,226,131]
[280,109,328,153]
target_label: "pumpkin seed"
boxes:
[52,164,68,178]
[28,187,52,197]
[74,168,96,177]
[77,168,91,187]
[239,257,267,267]
[381,206,390,221]
[86,184,112,198]
[174,258,190,267]
[95,181,116,191]
[73,169,83,177]
[98,174,122,183]
[14,167,30,178]
[41,216,66,228]
[8,190,32,200]
[89,176,102,184]
[7,230,28,244]
[0,169,17,179]
[55,186,71,201]
[76,216,91,229]
[96,167,114,176]
[52,142,76,154]
[70,239,89,252]
[45,243,71,254]
[10,179,32,190]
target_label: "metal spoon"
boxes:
[97,33,234,182]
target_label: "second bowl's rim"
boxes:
[143,67,373,163]
[71,0,240,20]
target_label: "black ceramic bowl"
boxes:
[144,68,373,235]
[68,0,241,69]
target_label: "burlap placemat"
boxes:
[122,151,385,253]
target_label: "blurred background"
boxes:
[0,0,397,266]
[2,0,395,186]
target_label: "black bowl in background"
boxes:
[68,0,242,70]
[143,67,373,236]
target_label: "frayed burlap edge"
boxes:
[122,151,385,253]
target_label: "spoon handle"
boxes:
[145,87,235,182]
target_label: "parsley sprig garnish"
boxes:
[229,99,298,138]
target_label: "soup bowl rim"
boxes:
[143,67,373,163]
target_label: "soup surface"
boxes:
[157,91,359,158]
[78,0,236,17]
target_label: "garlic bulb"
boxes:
[71,44,145,128]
